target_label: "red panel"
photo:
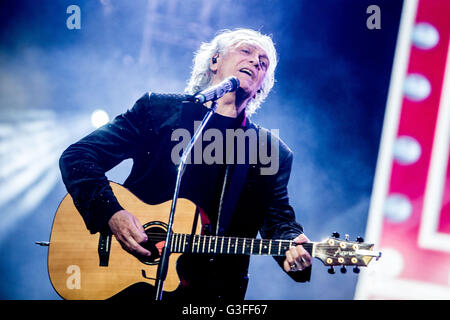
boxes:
[380,0,450,289]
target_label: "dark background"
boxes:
[0,0,402,299]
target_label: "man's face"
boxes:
[210,42,270,99]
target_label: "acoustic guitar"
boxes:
[47,182,381,300]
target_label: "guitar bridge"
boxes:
[141,270,156,280]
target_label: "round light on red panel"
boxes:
[393,135,422,165]
[403,73,431,101]
[384,193,412,223]
[412,22,440,50]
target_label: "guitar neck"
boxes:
[170,233,313,257]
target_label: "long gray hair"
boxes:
[184,28,278,116]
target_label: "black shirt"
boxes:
[180,112,241,233]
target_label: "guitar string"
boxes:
[142,231,360,241]
[118,232,366,262]
[136,233,364,251]
[140,232,362,244]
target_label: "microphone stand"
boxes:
[154,99,218,301]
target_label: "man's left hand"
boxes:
[283,234,313,272]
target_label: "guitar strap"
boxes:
[214,118,252,236]
[215,164,232,236]
[191,165,231,237]
[215,162,250,236]
[190,206,200,235]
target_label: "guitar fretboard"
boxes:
[169,233,313,256]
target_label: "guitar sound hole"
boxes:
[139,222,167,265]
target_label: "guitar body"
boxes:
[48,182,200,300]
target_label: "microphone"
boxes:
[194,76,240,104]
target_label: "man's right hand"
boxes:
[108,209,151,257]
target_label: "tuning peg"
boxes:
[331,232,340,239]
[353,266,360,274]
[328,266,335,274]
[340,266,347,274]
[356,236,364,243]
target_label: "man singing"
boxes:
[59,28,312,300]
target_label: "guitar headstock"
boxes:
[313,233,382,274]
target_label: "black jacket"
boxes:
[59,92,311,300]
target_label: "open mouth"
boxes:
[239,68,254,78]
